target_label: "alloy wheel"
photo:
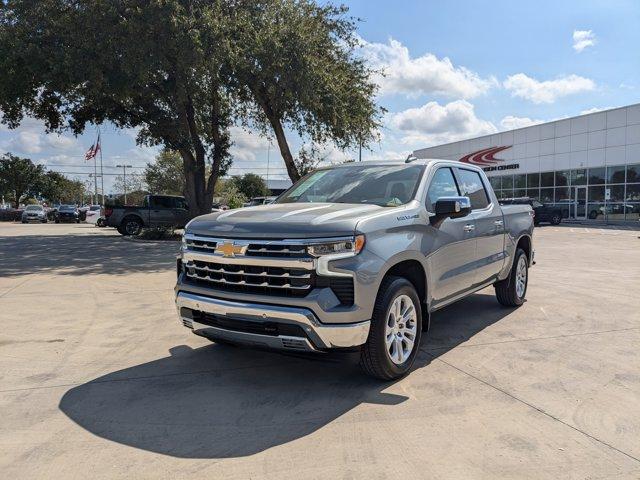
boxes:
[384,294,418,365]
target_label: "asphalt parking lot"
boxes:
[1,222,639,479]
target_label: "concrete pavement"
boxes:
[0,222,639,479]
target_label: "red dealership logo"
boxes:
[459,146,512,166]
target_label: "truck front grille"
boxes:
[182,234,354,305]
[184,260,313,297]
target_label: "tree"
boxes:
[144,150,185,195]
[215,179,247,209]
[0,0,237,216]
[0,153,43,208]
[229,173,269,199]
[233,0,382,182]
[295,145,324,177]
[113,174,147,205]
[37,171,87,205]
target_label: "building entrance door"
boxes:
[574,186,587,220]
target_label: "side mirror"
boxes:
[431,196,471,224]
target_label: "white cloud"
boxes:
[391,100,497,146]
[229,126,271,162]
[359,37,496,99]
[503,73,595,104]
[573,30,596,52]
[499,115,544,130]
[0,117,81,155]
[580,106,615,115]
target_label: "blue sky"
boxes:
[1,0,639,194]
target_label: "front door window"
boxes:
[574,186,587,219]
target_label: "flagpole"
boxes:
[93,144,98,205]
[98,127,104,205]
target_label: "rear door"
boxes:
[171,197,191,227]
[149,196,176,227]
[424,167,478,306]
[454,167,506,286]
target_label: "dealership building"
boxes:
[413,103,640,222]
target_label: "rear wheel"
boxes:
[360,277,422,380]
[120,217,142,236]
[550,212,561,225]
[495,248,528,307]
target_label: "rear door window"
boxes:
[456,169,490,210]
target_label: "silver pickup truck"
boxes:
[175,160,534,380]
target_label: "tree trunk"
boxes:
[179,148,208,217]
[265,112,300,183]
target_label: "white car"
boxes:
[84,205,102,224]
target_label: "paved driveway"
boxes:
[1,223,639,479]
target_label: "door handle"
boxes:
[494,220,504,226]
[463,224,475,232]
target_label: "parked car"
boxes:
[84,205,102,224]
[500,197,562,225]
[243,196,277,207]
[21,204,47,223]
[104,194,192,236]
[175,160,534,380]
[55,205,80,223]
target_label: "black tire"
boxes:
[360,276,422,381]
[55,219,60,224]
[550,212,561,225]
[120,216,143,236]
[495,248,529,307]
[588,210,598,220]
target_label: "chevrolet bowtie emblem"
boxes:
[217,241,246,257]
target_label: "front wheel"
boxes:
[550,213,561,225]
[495,248,528,307]
[360,277,422,380]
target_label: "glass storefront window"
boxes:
[626,184,640,202]
[587,202,603,220]
[540,188,554,203]
[626,204,640,221]
[514,174,526,189]
[606,165,626,184]
[501,175,514,190]
[589,186,605,201]
[527,173,539,188]
[605,204,628,220]
[555,187,571,201]
[489,176,501,190]
[609,185,625,202]
[626,164,640,183]
[588,167,606,185]
[514,189,526,198]
[540,171,554,187]
[571,169,587,186]
[555,171,570,187]
[527,187,540,200]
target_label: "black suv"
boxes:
[500,197,562,226]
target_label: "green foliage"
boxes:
[37,171,86,205]
[216,180,247,209]
[139,226,180,241]
[233,0,382,181]
[144,150,185,195]
[295,145,325,177]
[229,173,269,199]
[0,0,236,215]
[0,153,44,207]
[0,0,381,203]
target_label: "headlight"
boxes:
[307,235,365,257]
[181,234,188,251]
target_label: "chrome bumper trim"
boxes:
[175,292,369,350]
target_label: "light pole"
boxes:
[116,164,133,204]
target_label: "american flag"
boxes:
[84,135,101,161]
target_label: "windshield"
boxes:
[59,205,75,212]
[25,205,43,211]
[277,164,424,207]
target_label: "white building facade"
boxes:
[413,104,640,222]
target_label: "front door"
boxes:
[574,187,587,220]
[149,196,177,227]
[423,167,478,307]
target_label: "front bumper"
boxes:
[175,291,370,352]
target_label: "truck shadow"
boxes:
[59,292,511,459]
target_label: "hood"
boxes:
[187,202,385,239]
